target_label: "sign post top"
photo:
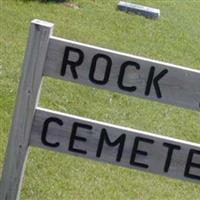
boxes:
[31,19,54,28]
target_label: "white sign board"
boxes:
[0,19,200,200]
[31,108,200,183]
[44,36,200,111]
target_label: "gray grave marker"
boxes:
[118,1,160,19]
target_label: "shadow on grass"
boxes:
[20,0,81,10]
[21,0,70,4]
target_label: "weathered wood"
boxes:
[118,1,160,19]
[1,19,200,200]
[43,37,200,111]
[0,20,54,200]
[30,107,200,184]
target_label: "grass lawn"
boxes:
[0,0,200,199]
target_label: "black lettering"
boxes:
[69,122,92,155]
[96,129,126,162]
[61,46,84,78]
[41,117,63,147]
[130,137,154,168]
[145,66,168,98]
[184,149,200,180]
[89,54,112,85]
[118,61,140,92]
[163,143,181,172]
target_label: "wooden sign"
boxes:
[0,19,199,200]
[44,36,200,111]
[31,107,200,184]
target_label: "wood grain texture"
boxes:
[43,37,200,112]
[30,107,200,184]
[0,20,54,200]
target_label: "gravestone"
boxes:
[118,1,160,19]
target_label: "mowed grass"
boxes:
[0,0,200,199]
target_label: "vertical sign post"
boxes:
[0,20,54,200]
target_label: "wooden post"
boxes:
[0,19,54,200]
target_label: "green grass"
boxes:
[0,0,200,199]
